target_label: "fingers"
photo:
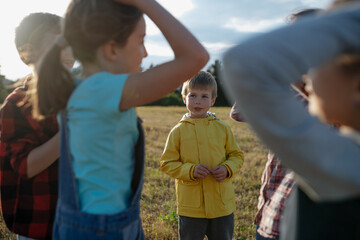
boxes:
[193,164,211,179]
[193,164,228,182]
[211,166,228,182]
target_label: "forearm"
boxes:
[160,160,195,181]
[27,132,59,178]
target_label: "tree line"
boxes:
[148,59,231,107]
[0,60,231,106]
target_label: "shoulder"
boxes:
[3,88,25,105]
[213,118,230,128]
[1,88,28,116]
[169,122,183,133]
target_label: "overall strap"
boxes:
[58,111,80,209]
[129,117,145,207]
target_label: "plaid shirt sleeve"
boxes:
[0,87,59,239]
[0,88,57,178]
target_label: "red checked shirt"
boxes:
[0,86,58,239]
[253,152,295,239]
[230,103,295,239]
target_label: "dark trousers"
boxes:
[281,186,360,240]
[178,213,234,240]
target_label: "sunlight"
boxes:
[0,0,70,80]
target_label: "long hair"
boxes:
[15,12,61,65]
[33,0,142,119]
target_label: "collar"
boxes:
[180,112,217,123]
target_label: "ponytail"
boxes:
[32,42,75,120]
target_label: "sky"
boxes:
[0,0,333,81]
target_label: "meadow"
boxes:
[0,106,268,239]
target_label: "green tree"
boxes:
[206,60,230,107]
[0,74,10,103]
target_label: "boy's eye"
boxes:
[189,94,196,97]
[202,95,209,98]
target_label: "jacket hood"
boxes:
[180,112,217,124]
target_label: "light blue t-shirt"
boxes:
[65,72,139,214]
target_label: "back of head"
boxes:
[328,0,360,77]
[15,12,61,65]
[182,71,218,98]
[64,0,142,63]
[330,0,360,8]
[34,0,143,119]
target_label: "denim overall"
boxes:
[53,112,145,240]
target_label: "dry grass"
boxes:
[0,106,268,239]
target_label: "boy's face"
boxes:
[183,87,216,118]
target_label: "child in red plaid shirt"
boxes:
[0,13,74,240]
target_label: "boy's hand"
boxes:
[211,165,228,182]
[193,164,211,179]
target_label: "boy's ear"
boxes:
[102,40,120,62]
[211,96,217,106]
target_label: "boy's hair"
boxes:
[286,8,321,23]
[15,12,61,65]
[33,0,143,119]
[181,71,217,98]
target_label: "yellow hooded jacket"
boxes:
[160,113,244,218]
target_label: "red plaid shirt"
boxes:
[253,152,295,239]
[0,87,58,239]
[230,103,295,239]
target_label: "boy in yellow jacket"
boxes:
[160,71,244,240]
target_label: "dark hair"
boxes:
[15,12,61,65]
[181,71,218,98]
[34,0,142,119]
[329,0,360,77]
[330,0,360,8]
[335,55,360,76]
[287,8,321,23]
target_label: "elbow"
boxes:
[196,49,210,69]
[188,49,209,74]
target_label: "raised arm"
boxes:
[222,5,360,200]
[118,0,209,110]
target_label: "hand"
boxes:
[211,165,228,182]
[193,164,211,179]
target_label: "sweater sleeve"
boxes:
[222,5,360,200]
[160,126,196,181]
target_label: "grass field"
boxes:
[0,106,268,239]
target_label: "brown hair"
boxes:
[334,55,360,77]
[33,0,142,119]
[330,0,360,8]
[15,12,61,65]
[181,71,217,98]
[287,8,321,24]
[330,0,360,77]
